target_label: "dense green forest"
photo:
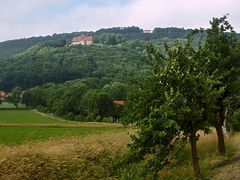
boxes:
[0,43,147,91]
[21,78,127,121]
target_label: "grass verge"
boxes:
[157,131,240,180]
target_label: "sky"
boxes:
[0,0,239,41]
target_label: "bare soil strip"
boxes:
[0,122,124,128]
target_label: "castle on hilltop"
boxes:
[71,35,93,45]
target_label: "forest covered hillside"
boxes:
[0,26,192,60]
[0,43,147,91]
[0,26,197,91]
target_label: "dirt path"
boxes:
[213,161,240,180]
[211,135,240,180]
[0,122,124,128]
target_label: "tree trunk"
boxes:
[190,131,201,180]
[214,99,226,154]
[215,121,226,154]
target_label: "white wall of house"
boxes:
[86,41,93,45]
[71,40,92,46]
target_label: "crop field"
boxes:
[0,110,125,145]
[0,109,130,179]
[0,109,239,179]
[0,110,67,124]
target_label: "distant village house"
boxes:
[71,35,93,45]
[0,91,8,101]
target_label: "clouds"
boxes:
[0,0,239,41]
[0,0,69,40]
[125,0,239,29]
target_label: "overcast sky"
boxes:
[0,0,239,42]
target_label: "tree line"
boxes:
[0,26,206,60]
[19,78,128,122]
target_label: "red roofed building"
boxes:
[113,101,125,105]
[71,35,93,45]
[0,91,7,101]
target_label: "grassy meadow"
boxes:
[0,109,125,145]
[0,110,67,124]
[0,102,26,109]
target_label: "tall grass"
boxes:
[0,131,131,180]
[157,131,240,180]
[0,127,239,179]
[119,130,240,180]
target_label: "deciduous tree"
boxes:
[123,41,222,179]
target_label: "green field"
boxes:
[0,110,70,124]
[0,126,117,145]
[0,110,124,145]
[0,102,26,109]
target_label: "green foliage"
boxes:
[80,90,115,121]
[0,32,84,59]
[95,26,143,34]
[199,15,240,136]
[0,26,218,92]
[8,86,23,108]
[121,34,225,178]
[54,84,89,116]
[118,16,240,178]
[102,82,128,100]
[94,33,125,45]
[0,44,145,91]
[232,111,240,131]
[21,78,127,122]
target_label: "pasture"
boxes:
[0,102,26,109]
[0,110,125,145]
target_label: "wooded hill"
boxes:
[0,43,147,91]
[0,26,192,60]
[0,26,197,91]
